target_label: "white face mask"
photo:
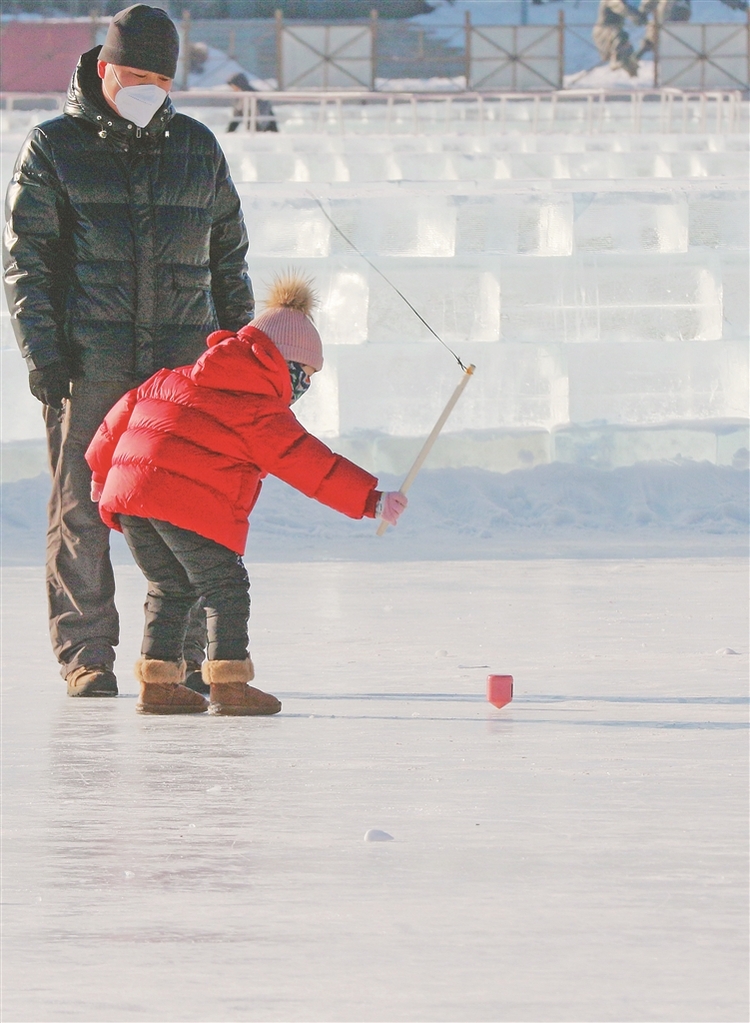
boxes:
[110,72,168,128]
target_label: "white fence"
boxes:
[117,88,750,136]
[4,89,744,136]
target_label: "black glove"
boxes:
[28,361,72,410]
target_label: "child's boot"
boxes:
[135,658,209,714]
[203,658,281,716]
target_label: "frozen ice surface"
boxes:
[2,558,748,1022]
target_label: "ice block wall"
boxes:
[2,121,748,479]
[226,130,748,474]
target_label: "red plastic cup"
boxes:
[487,674,513,709]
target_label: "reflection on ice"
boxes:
[2,559,748,1021]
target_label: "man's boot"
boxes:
[66,665,118,697]
[203,658,281,716]
[135,658,208,714]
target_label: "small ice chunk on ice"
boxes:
[364,829,394,842]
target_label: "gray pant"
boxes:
[44,375,207,677]
[120,516,250,663]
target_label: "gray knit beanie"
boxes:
[99,4,180,79]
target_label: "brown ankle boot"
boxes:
[135,659,208,715]
[203,658,281,716]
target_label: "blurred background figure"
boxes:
[593,0,647,77]
[190,41,210,76]
[635,0,691,59]
[227,71,277,132]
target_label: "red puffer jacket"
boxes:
[85,325,379,554]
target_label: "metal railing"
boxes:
[1,88,746,134]
[176,87,747,134]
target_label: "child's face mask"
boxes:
[287,361,312,404]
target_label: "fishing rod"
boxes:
[375,363,475,536]
[307,191,468,372]
[306,192,477,536]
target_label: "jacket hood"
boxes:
[188,325,292,404]
[64,46,174,142]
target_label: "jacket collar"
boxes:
[64,46,174,146]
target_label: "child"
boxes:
[85,274,407,717]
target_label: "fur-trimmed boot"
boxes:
[135,658,209,715]
[203,658,281,716]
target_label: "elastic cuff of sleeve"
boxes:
[364,490,381,519]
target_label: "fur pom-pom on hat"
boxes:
[253,272,323,371]
[265,273,317,317]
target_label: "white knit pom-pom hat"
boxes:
[252,273,323,371]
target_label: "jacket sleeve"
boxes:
[249,405,379,520]
[2,128,71,371]
[85,388,139,486]
[209,143,255,332]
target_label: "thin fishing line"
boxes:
[308,192,467,372]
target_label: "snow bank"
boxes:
[2,462,746,565]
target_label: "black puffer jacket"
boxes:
[2,47,254,379]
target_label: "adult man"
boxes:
[593,0,647,77]
[3,5,254,697]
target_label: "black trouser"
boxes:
[44,376,207,676]
[119,516,250,663]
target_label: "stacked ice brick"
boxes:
[219,128,748,473]
[1,114,748,478]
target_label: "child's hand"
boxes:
[90,481,103,502]
[377,491,408,526]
